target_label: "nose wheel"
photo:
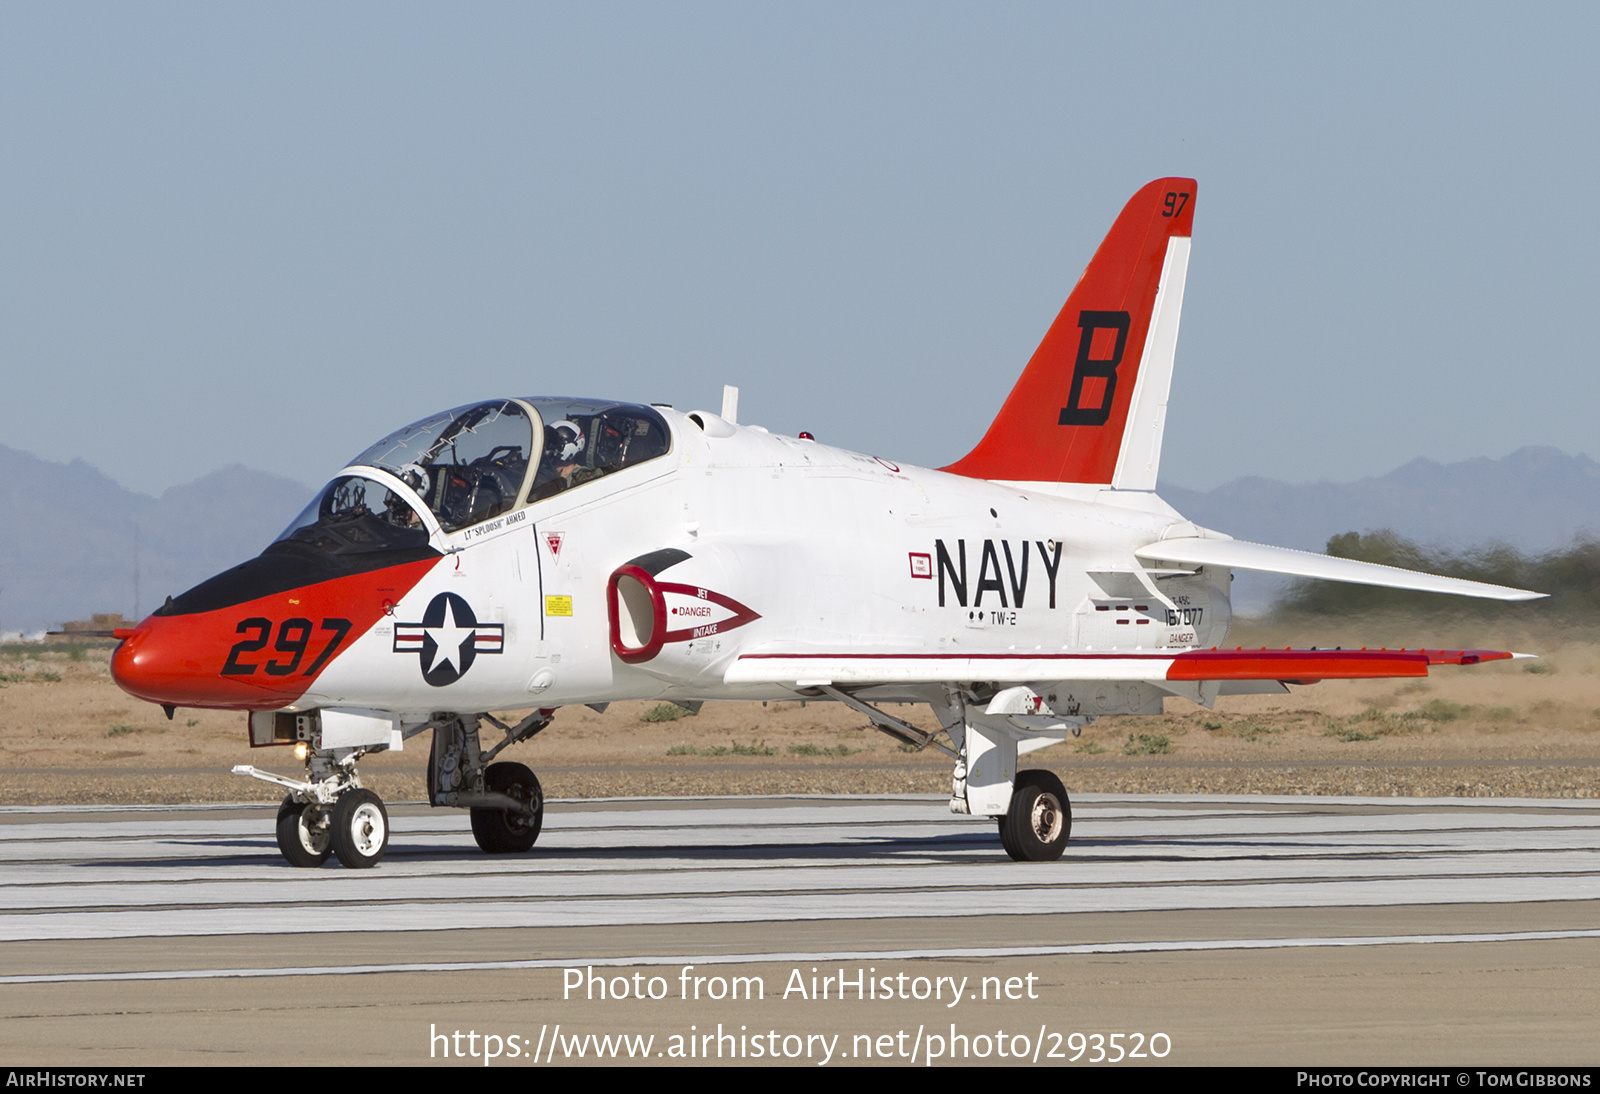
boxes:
[330,788,390,868]
[275,797,332,868]
[270,788,389,868]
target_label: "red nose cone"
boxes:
[110,624,163,702]
[111,618,298,710]
[110,554,439,712]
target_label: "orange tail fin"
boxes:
[943,178,1195,488]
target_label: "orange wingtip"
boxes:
[1167,648,1512,681]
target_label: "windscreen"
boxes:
[273,474,431,556]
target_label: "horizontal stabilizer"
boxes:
[726,647,1513,688]
[1132,537,1545,602]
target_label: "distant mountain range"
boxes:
[2,444,1594,631]
[1159,446,1600,611]
[1161,446,1600,554]
[0,445,314,633]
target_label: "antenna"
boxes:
[721,385,739,425]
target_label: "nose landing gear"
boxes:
[241,755,388,869]
[275,797,331,868]
[237,707,552,867]
[331,788,390,868]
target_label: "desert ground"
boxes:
[3,616,1597,807]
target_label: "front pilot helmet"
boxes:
[548,420,585,462]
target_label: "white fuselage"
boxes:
[293,409,1232,718]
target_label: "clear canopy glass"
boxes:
[351,400,535,532]
[275,397,675,554]
[523,398,671,503]
[274,474,432,556]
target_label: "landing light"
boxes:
[294,742,309,761]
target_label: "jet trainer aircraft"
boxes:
[111,178,1542,868]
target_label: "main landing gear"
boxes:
[935,689,1075,862]
[469,761,544,853]
[236,708,551,868]
[997,770,1072,862]
[429,713,548,855]
[817,685,1075,863]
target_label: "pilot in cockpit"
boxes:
[536,419,593,496]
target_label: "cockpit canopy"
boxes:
[274,398,672,555]
[352,399,535,533]
[521,398,672,505]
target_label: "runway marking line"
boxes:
[5,928,1600,985]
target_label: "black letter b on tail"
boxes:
[1058,310,1130,426]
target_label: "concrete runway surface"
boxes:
[1,792,1598,1066]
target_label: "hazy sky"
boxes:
[2,3,1595,496]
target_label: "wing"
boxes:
[724,646,1518,688]
[1133,537,1544,601]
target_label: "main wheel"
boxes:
[999,770,1071,862]
[275,797,331,868]
[470,762,543,854]
[331,789,389,868]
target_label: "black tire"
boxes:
[997,809,1021,859]
[470,762,543,854]
[331,789,389,868]
[275,796,331,868]
[999,770,1071,862]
